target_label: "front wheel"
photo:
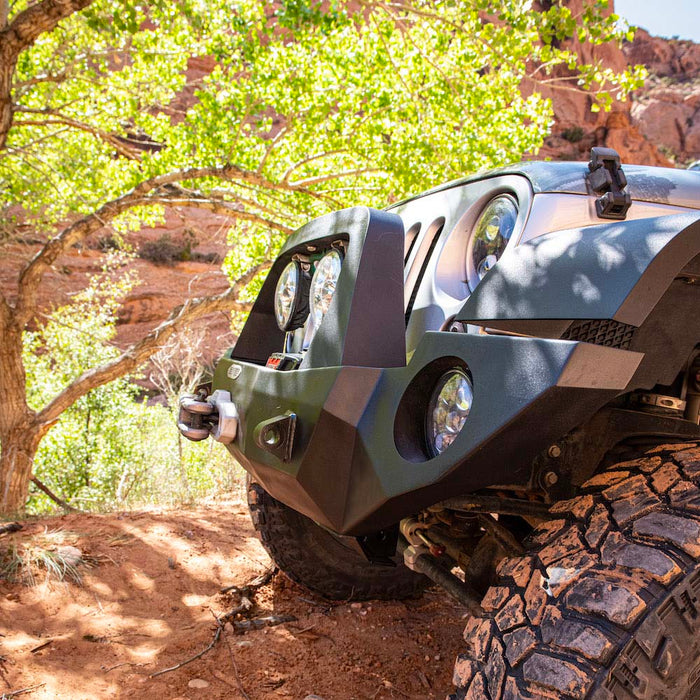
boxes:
[247,479,427,600]
[452,440,700,699]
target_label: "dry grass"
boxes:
[0,529,92,586]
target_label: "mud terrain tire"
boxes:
[452,441,700,699]
[247,480,427,600]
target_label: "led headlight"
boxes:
[310,249,343,328]
[274,260,310,332]
[426,368,473,457]
[469,195,518,287]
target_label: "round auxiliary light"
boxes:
[426,368,473,457]
[310,249,343,329]
[470,194,518,286]
[274,260,309,332]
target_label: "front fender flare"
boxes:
[457,212,700,327]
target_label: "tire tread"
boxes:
[452,441,700,700]
[247,480,426,601]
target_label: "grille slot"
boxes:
[404,220,444,326]
[561,319,636,349]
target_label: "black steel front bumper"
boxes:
[213,333,641,536]
[202,207,644,536]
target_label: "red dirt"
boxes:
[0,499,467,699]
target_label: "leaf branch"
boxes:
[13,164,306,326]
[14,108,143,160]
[35,261,267,427]
[0,0,96,149]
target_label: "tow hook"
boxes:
[178,390,238,444]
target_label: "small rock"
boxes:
[304,696,325,700]
[56,545,82,567]
[187,678,210,689]
[237,640,252,648]
[350,602,362,610]
[224,622,234,635]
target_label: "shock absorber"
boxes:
[685,353,700,424]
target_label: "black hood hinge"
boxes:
[586,146,632,220]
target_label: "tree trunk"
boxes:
[0,43,14,151]
[0,428,41,515]
[0,320,38,515]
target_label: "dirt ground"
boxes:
[0,498,468,699]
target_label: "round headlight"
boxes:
[426,368,473,457]
[274,260,309,331]
[310,250,343,328]
[469,195,518,287]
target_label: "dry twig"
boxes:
[102,661,144,673]
[214,613,250,700]
[150,567,290,681]
[0,684,45,699]
[0,523,22,536]
[149,627,222,679]
[220,566,277,594]
[30,478,78,513]
[230,614,296,632]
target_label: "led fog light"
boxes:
[426,368,473,456]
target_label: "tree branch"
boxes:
[145,193,294,235]
[14,110,143,160]
[0,0,95,149]
[14,164,312,326]
[30,476,79,512]
[290,168,387,188]
[2,0,93,51]
[35,262,268,427]
[281,149,353,183]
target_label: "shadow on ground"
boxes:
[0,497,466,699]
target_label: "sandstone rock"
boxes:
[685,90,700,110]
[631,98,693,154]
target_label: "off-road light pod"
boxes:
[274,260,310,332]
[309,249,343,329]
[426,368,473,457]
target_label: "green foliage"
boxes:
[23,262,240,513]
[2,0,645,241]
